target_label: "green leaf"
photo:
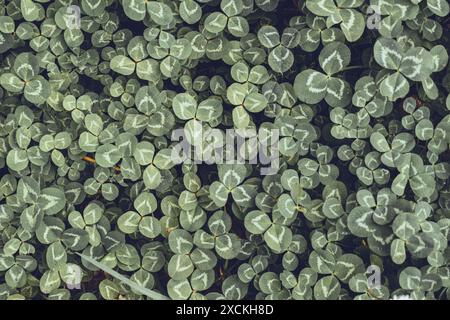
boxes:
[319,42,351,75]
[314,275,341,300]
[95,144,121,168]
[427,0,449,16]
[379,72,410,101]
[167,279,192,300]
[244,92,268,112]
[24,76,50,104]
[374,38,403,70]
[110,55,135,76]
[294,69,328,104]
[143,165,162,190]
[6,149,29,172]
[219,164,246,189]
[99,280,120,300]
[85,114,104,136]
[306,0,337,16]
[134,192,157,216]
[168,254,194,280]
[122,0,146,21]
[117,211,141,234]
[81,0,107,16]
[21,0,41,22]
[205,12,228,33]
[215,233,241,259]
[210,182,230,207]
[244,210,271,234]
[335,254,364,282]
[390,239,406,264]
[0,73,25,92]
[325,77,352,108]
[196,98,223,122]
[340,9,365,42]
[46,242,67,270]
[399,267,421,290]
[227,16,249,37]
[400,48,433,81]
[221,0,244,16]
[180,0,202,24]
[173,93,197,120]
[268,46,294,73]
[264,224,292,252]
[139,216,161,239]
[147,1,173,26]
[38,187,66,215]
[40,270,61,294]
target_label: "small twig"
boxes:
[82,156,121,172]
[412,95,423,107]
[82,156,96,165]
[165,227,177,234]
[213,259,241,287]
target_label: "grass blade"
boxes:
[76,252,170,300]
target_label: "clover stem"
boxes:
[342,65,368,72]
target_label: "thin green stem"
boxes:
[342,65,368,72]
[76,253,170,300]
